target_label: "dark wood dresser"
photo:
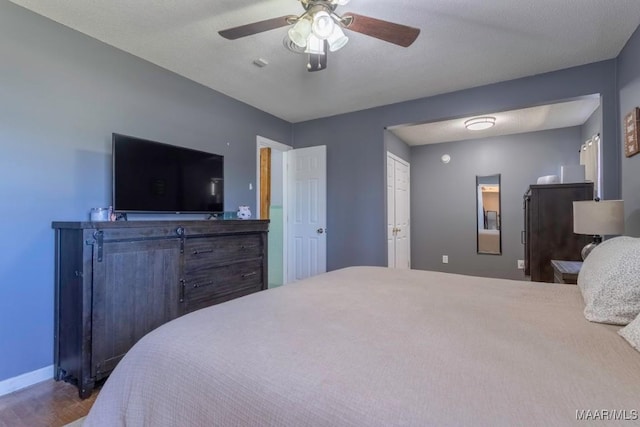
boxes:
[523,183,592,282]
[52,220,268,398]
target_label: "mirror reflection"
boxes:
[476,174,502,255]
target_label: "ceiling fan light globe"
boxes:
[288,17,311,47]
[335,0,350,5]
[327,26,348,51]
[305,34,326,55]
[312,11,335,39]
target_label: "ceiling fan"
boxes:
[218,0,420,72]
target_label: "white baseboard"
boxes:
[0,365,53,397]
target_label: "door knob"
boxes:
[317,228,324,234]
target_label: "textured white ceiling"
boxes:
[389,96,600,146]
[9,0,640,123]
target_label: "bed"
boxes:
[84,266,640,426]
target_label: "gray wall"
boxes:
[384,131,411,162]
[292,60,619,272]
[293,112,388,267]
[618,24,640,236]
[410,127,583,279]
[0,2,291,382]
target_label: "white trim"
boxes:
[386,151,409,167]
[256,135,293,152]
[0,365,53,397]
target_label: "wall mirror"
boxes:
[476,174,502,255]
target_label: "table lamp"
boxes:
[573,199,624,259]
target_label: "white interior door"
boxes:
[287,145,327,281]
[387,153,410,269]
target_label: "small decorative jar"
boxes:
[237,205,252,220]
[90,207,111,222]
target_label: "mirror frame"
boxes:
[476,174,502,255]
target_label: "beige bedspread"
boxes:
[84,267,640,426]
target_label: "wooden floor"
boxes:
[0,380,98,427]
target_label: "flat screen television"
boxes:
[112,133,224,214]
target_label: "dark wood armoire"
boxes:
[523,183,593,282]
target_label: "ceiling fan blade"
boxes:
[219,15,297,40]
[342,12,420,47]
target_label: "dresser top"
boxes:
[51,219,269,236]
[52,219,269,230]
[529,182,593,190]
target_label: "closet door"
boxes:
[387,153,410,269]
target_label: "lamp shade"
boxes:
[305,34,325,55]
[311,11,335,39]
[288,17,312,48]
[573,200,624,235]
[327,26,348,52]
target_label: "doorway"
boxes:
[256,136,291,288]
[256,137,329,286]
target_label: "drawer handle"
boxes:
[192,249,214,255]
[192,280,215,289]
[192,272,256,287]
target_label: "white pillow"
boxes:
[577,236,640,325]
[619,313,640,352]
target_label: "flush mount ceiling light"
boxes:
[464,116,496,131]
[219,0,420,72]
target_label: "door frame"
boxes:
[256,135,292,285]
[386,151,411,268]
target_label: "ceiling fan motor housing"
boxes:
[300,0,339,13]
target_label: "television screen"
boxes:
[112,133,224,213]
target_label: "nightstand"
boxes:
[550,260,583,285]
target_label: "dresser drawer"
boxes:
[182,259,263,313]
[184,234,262,269]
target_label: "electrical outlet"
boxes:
[517,259,525,269]
[442,255,449,264]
